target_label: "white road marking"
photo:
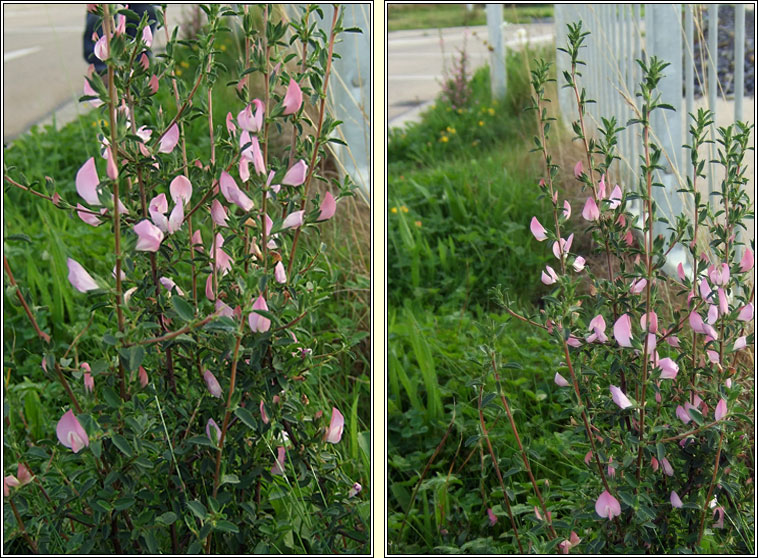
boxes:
[3,46,42,62]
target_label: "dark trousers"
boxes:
[83,4,157,73]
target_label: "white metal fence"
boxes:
[553,4,754,275]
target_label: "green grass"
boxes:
[387,4,554,33]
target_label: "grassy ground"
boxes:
[387,4,553,32]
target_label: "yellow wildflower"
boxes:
[391,207,398,214]
[414,220,422,227]
[180,60,190,68]
[401,206,409,213]
[440,135,449,143]
[446,126,456,134]
[478,120,484,126]
[220,44,227,52]
[487,107,495,116]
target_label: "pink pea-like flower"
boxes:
[608,185,622,209]
[714,398,727,421]
[210,200,229,227]
[640,311,658,334]
[586,314,608,344]
[271,446,286,475]
[148,74,159,95]
[582,197,599,221]
[733,336,747,351]
[541,265,558,285]
[562,200,571,220]
[487,507,498,526]
[597,174,607,199]
[609,385,632,409]
[203,370,222,398]
[658,357,679,380]
[552,234,573,260]
[219,171,254,212]
[56,410,89,453]
[572,256,586,272]
[554,373,570,387]
[737,303,753,321]
[274,261,287,284]
[249,135,265,175]
[76,157,102,206]
[282,159,308,186]
[83,372,94,393]
[584,451,593,466]
[134,220,164,252]
[712,506,725,528]
[248,295,271,333]
[530,216,547,241]
[67,258,99,293]
[573,160,583,178]
[559,531,581,554]
[324,407,344,444]
[595,490,621,520]
[94,34,108,61]
[349,482,362,498]
[318,191,337,221]
[142,25,153,47]
[629,277,647,294]
[139,52,149,71]
[708,263,730,286]
[661,457,674,477]
[566,335,582,348]
[282,210,305,230]
[260,400,270,424]
[170,175,192,206]
[158,123,179,153]
[699,278,712,301]
[717,288,728,316]
[282,78,303,115]
[613,314,633,347]
[677,262,686,281]
[651,457,659,471]
[238,98,264,133]
[676,404,692,424]
[225,111,236,137]
[138,366,149,388]
[670,491,683,508]
[740,248,754,272]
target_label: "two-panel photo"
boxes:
[1,3,755,556]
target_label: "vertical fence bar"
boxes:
[707,4,718,195]
[624,4,635,189]
[685,5,694,183]
[734,3,745,122]
[486,4,506,100]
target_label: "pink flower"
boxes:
[584,451,593,465]
[541,265,558,285]
[148,74,159,95]
[159,276,185,296]
[573,160,583,178]
[94,34,108,61]
[718,288,728,316]
[274,261,286,284]
[640,311,658,334]
[733,336,747,351]
[595,490,621,520]
[67,258,99,292]
[210,200,229,227]
[139,52,149,71]
[219,171,254,212]
[559,531,581,554]
[566,335,582,348]
[740,248,753,272]
[708,263,730,286]
[562,200,571,219]
[714,398,727,421]
[712,506,725,528]
[115,13,126,35]
[670,490,683,508]
[554,373,570,387]
[699,278,712,301]
[203,370,222,398]
[737,303,753,321]
[609,385,632,409]
[238,99,264,133]
[205,274,215,301]
[630,277,647,294]
[349,482,362,498]
[206,418,222,444]
[192,229,204,252]
[572,256,586,272]
[324,407,344,443]
[248,295,271,333]
[226,112,236,137]
[245,135,265,175]
[282,78,303,115]
[138,366,149,388]
[142,25,153,47]
[134,220,164,252]
[282,159,308,186]
[77,204,102,226]
[76,157,101,206]
[158,123,179,153]
[16,464,32,486]
[170,175,193,206]
[282,210,305,230]
[586,314,608,343]
[613,314,633,347]
[4,475,20,497]
[665,334,681,348]
[167,200,184,234]
[661,457,673,477]
[271,446,286,475]
[658,357,679,380]
[552,234,574,260]
[487,507,498,526]
[608,185,622,209]
[676,405,692,424]
[83,372,94,393]
[706,349,720,364]
[597,174,607,199]
[260,400,270,424]
[582,197,599,221]
[212,234,234,275]
[689,311,718,338]
[651,457,659,471]
[214,299,234,318]
[677,262,686,281]
[318,191,336,221]
[135,125,152,142]
[530,216,547,241]
[56,410,89,453]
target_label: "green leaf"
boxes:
[171,296,195,321]
[186,500,207,520]
[102,387,122,408]
[234,406,257,430]
[114,497,135,510]
[111,434,133,457]
[156,511,178,526]
[220,474,240,486]
[119,345,145,372]
[188,435,214,448]
[213,520,239,533]
[687,407,704,426]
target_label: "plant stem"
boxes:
[212,331,243,498]
[287,5,340,277]
[477,384,524,553]
[490,353,557,540]
[697,430,724,544]
[3,256,51,344]
[9,496,38,553]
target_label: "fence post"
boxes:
[486,4,506,100]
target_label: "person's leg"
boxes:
[83,11,106,74]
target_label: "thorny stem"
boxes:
[287,5,340,277]
[490,354,557,540]
[123,314,214,346]
[102,5,127,401]
[698,430,725,544]
[3,256,51,344]
[477,384,524,553]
